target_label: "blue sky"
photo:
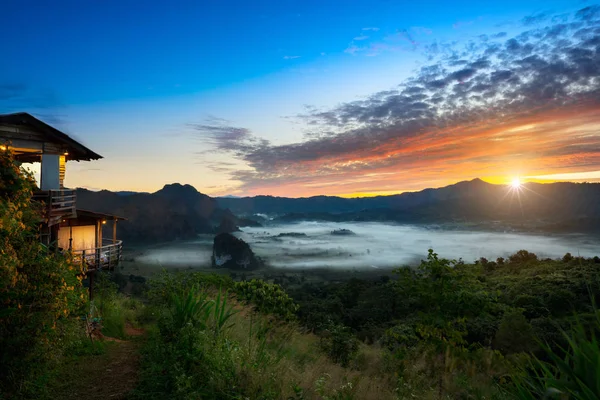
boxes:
[1,0,598,196]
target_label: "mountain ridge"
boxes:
[76,179,600,241]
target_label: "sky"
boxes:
[1,0,599,197]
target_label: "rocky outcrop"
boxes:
[212,233,261,270]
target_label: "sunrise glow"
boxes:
[1,2,598,197]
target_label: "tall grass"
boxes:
[514,308,600,399]
[135,284,400,399]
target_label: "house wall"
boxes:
[40,154,60,190]
[58,225,96,251]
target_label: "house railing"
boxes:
[32,189,77,226]
[72,239,123,272]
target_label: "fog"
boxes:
[135,222,599,269]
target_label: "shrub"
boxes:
[0,150,87,394]
[562,253,573,263]
[494,310,536,354]
[146,270,234,305]
[235,279,299,320]
[319,322,359,367]
[514,294,549,319]
[513,308,600,399]
[509,250,538,265]
[95,272,126,338]
[545,289,576,316]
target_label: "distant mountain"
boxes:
[115,191,145,196]
[76,183,254,244]
[217,179,600,233]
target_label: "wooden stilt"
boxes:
[89,271,94,301]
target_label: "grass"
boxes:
[513,307,600,399]
[34,256,600,400]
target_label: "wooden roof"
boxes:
[76,209,127,221]
[0,112,102,161]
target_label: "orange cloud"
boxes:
[233,104,600,197]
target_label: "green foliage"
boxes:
[145,269,233,305]
[494,309,537,354]
[315,374,358,400]
[134,283,291,399]
[235,279,299,320]
[0,150,87,395]
[388,249,498,351]
[319,322,359,367]
[509,250,539,265]
[94,272,126,338]
[281,248,600,398]
[513,308,600,399]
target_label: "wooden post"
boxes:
[68,223,73,251]
[50,224,59,252]
[88,271,94,300]
[112,219,117,244]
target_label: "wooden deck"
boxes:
[72,239,123,272]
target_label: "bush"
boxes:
[95,272,126,338]
[513,308,600,399]
[146,270,234,305]
[514,294,549,319]
[494,310,536,354]
[562,253,573,263]
[319,322,359,367]
[509,250,538,265]
[0,150,87,394]
[235,279,299,320]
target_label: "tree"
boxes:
[0,150,87,394]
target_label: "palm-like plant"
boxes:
[170,285,213,331]
[170,285,237,339]
[212,288,237,339]
[514,310,600,399]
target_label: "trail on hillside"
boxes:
[53,325,144,400]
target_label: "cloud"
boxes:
[522,12,548,26]
[283,55,301,59]
[362,27,380,31]
[345,28,420,56]
[195,6,600,196]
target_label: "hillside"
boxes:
[76,183,245,243]
[217,179,600,232]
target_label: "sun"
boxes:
[510,177,522,188]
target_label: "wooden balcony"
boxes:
[72,239,123,272]
[33,189,77,226]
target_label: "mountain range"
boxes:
[76,183,244,244]
[216,179,600,232]
[75,179,600,244]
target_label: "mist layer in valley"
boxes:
[132,222,598,270]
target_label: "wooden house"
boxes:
[0,112,124,274]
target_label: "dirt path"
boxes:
[53,325,144,400]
